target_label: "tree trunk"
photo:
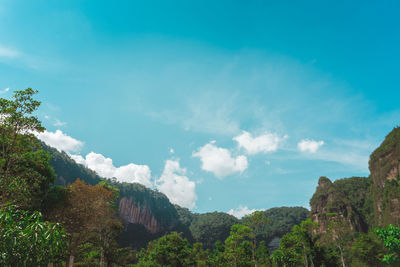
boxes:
[309,254,314,267]
[100,247,105,267]
[302,245,308,267]
[66,255,74,267]
[338,245,345,267]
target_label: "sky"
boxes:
[1,0,400,217]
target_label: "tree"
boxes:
[192,242,210,267]
[273,230,303,267]
[291,219,316,267]
[349,233,386,267]
[0,88,55,209]
[0,204,67,266]
[46,179,121,267]
[325,213,353,267]
[375,224,400,264]
[243,211,269,266]
[209,241,227,266]
[256,241,271,266]
[136,232,195,267]
[224,224,254,267]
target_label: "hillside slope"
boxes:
[42,141,310,249]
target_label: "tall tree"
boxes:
[0,88,54,209]
[136,232,195,267]
[243,211,269,266]
[46,179,120,267]
[325,213,353,267]
[224,224,254,267]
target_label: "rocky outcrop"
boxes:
[369,127,400,226]
[310,128,400,236]
[119,197,161,233]
[310,176,371,236]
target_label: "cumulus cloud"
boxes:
[228,205,257,219]
[192,141,248,178]
[233,131,285,154]
[298,139,324,153]
[36,130,83,153]
[72,152,153,188]
[70,154,86,165]
[156,160,197,209]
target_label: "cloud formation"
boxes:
[193,141,248,178]
[0,88,9,94]
[37,130,83,153]
[0,45,19,58]
[54,119,67,127]
[72,152,153,188]
[298,139,324,153]
[228,205,257,219]
[156,160,197,209]
[234,131,284,154]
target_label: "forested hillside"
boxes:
[43,139,307,252]
[2,89,400,266]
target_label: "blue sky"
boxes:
[1,0,399,216]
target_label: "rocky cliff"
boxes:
[119,197,161,233]
[310,127,400,236]
[369,127,400,226]
[310,176,372,235]
[116,182,193,248]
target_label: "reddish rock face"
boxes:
[119,197,161,233]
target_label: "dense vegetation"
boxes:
[41,143,102,186]
[1,89,400,266]
[243,207,309,245]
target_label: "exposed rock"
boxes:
[310,176,371,236]
[369,127,400,226]
[119,197,161,233]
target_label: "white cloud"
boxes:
[0,88,9,94]
[233,131,285,155]
[298,139,324,153]
[54,119,67,127]
[156,160,197,209]
[193,141,248,178]
[0,45,19,58]
[37,130,83,153]
[70,154,86,165]
[228,205,257,219]
[73,152,153,188]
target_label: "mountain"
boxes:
[41,142,102,186]
[310,176,372,235]
[41,141,310,250]
[369,127,400,226]
[250,206,309,241]
[309,127,400,236]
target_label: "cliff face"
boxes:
[310,176,372,235]
[119,197,161,233]
[369,127,400,226]
[310,127,400,235]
